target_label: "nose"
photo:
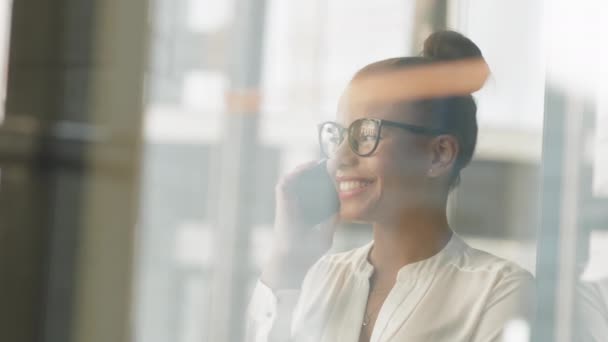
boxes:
[327,135,358,174]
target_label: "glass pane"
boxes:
[132,1,559,341]
[133,0,227,340]
[530,1,608,341]
[0,0,11,124]
[574,84,608,341]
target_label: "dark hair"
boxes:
[352,30,484,189]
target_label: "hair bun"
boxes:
[422,30,483,61]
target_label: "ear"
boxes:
[428,135,459,178]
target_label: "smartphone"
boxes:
[290,160,340,226]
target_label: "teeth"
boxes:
[339,180,371,192]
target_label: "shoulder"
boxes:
[322,243,371,265]
[451,238,534,283]
[445,237,535,309]
[303,242,372,283]
[323,241,375,270]
[447,239,535,313]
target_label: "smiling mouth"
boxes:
[337,180,374,199]
[338,180,373,191]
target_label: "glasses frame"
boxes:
[317,118,448,158]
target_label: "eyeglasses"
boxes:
[318,118,447,158]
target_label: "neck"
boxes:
[368,205,452,276]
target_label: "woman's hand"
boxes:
[261,160,340,290]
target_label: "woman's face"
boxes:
[327,80,438,223]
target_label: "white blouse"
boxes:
[247,233,535,342]
[576,278,608,341]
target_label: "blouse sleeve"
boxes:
[574,280,608,341]
[245,279,301,342]
[245,253,331,342]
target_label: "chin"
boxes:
[339,205,375,223]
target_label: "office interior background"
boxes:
[0,0,606,341]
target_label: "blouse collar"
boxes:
[354,231,466,282]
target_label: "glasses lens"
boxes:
[350,119,380,156]
[319,122,342,157]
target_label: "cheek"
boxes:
[377,140,430,184]
[372,146,432,209]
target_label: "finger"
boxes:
[280,159,325,188]
[276,161,316,190]
[290,159,324,175]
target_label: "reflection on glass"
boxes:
[575,96,608,342]
[593,97,608,198]
[0,0,13,124]
[135,1,547,341]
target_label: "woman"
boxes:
[247,30,534,342]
